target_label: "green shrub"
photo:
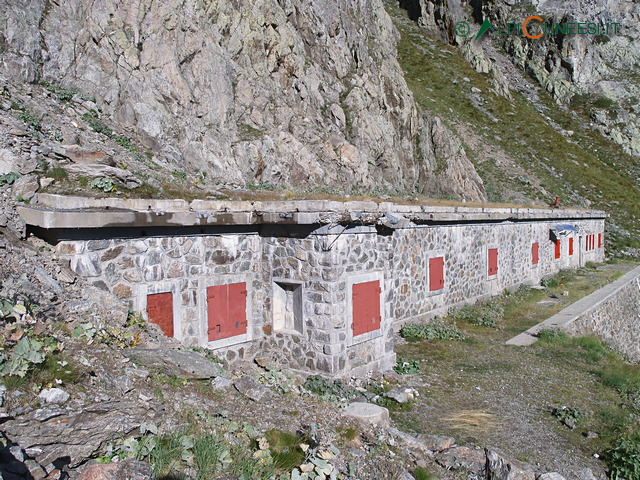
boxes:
[303,374,356,400]
[452,301,503,328]
[49,167,68,181]
[552,406,583,424]
[264,429,306,471]
[0,173,20,186]
[90,177,116,193]
[394,357,421,374]
[18,110,41,131]
[606,433,640,480]
[400,319,465,341]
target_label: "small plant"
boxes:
[247,182,278,191]
[18,110,42,131]
[552,406,583,425]
[48,167,68,181]
[0,173,20,186]
[399,319,465,341]
[90,177,116,193]
[414,466,438,480]
[303,375,356,402]
[393,357,421,374]
[606,433,640,480]
[171,170,187,180]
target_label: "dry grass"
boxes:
[443,410,499,434]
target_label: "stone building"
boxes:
[19,194,606,376]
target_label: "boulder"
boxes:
[538,474,567,480]
[77,459,155,480]
[385,387,418,404]
[123,348,223,379]
[435,446,485,473]
[233,376,273,402]
[38,388,70,405]
[11,175,39,201]
[416,434,455,452]
[53,145,114,166]
[485,448,536,480]
[343,402,390,428]
[0,148,18,174]
[387,427,436,456]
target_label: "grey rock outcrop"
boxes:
[123,348,224,379]
[2,400,159,467]
[77,459,155,480]
[0,0,486,201]
[406,0,640,156]
[485,448,536,480]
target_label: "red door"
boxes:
[488,248,498,276]
[531,242,539,265]
[207,283,247,341]
[598,233,602,248]
[554,239,561,259]
[429,257,445,291]
[147,292,174,337]
[352,280,381,336]
[569,237,574,256]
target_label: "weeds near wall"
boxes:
[451,300,504,328]
[399,319,465,341]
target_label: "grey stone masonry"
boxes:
[564,266,640,362]
[20,194,606,376]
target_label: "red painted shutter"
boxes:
[531,242,539,265]
[429,257,445,291]
[352,280,381,336]
[488,248,498,276]
[228,282,248,336]
[147,292,174,337]
[569,237,574,256]
[598,233,602,248]
[207,282,247,341]
[554,239,561,259]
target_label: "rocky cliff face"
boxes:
[407,0,640,156]
[0,0,485,200]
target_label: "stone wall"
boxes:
[55,217,606,376]
[564,266,640,363]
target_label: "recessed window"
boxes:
[352,280,381,336]
[429,257,445,291]
[273,282,303,334]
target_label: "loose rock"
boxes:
[233,376,273,402]
[38,388,70,405]
[343,402,390,428]
[76,459,155,480]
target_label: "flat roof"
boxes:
[18,194,608,230]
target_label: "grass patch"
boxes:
[264,429,307,471]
